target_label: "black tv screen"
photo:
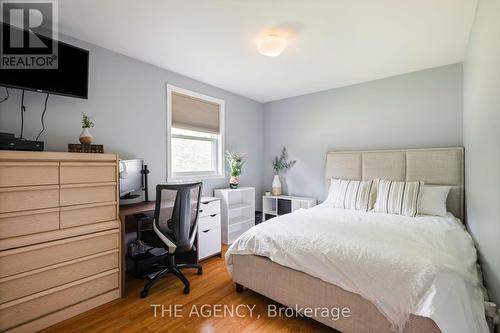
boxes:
[0,25,89,99]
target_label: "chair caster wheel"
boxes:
[183,286,190,294]
[140,290,148,298]
[197,267,203,275]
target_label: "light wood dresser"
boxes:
[0,151,121,333]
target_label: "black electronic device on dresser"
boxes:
[0,132,44,151]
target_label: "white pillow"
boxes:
[325,178,374,211]
[417,186,451,217]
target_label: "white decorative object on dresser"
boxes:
[262,195,316,221]
[197,197,221,260]
[214,187,255,244]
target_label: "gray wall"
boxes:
[263,64,463,200]
[1,24,493,301]
[0,36,265,207]
[463,0,500,304]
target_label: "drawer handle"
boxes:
[201,202,209,205]
[210,214,217,217]
[199,209,203,213]
[202,229,210,233]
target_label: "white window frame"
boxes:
[166,84,225,182]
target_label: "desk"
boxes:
[119,201,154,297]
[119,197,221,297]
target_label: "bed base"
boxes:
[232,254,441,333]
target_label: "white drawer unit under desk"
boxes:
[197,197,221,261]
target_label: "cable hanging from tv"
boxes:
[0,87,8,103]
[1,88,47,151]
[35,93,50,142]
[19,90,26,140]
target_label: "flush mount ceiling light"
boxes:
[257,35,287,57]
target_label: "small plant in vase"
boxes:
[79,112,95,145]
[226,151,245,189]
[271,147,296,195]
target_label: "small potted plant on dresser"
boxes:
[79,112,95,145]
[271,147,296,196]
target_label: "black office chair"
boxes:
[139,182,203,298]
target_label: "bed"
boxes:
[225,147,489,333]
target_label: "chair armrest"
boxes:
[153,218,177,253]
[189,220,198,247]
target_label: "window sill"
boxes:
[167,173,225,183]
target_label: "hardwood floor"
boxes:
[41,249,335,333]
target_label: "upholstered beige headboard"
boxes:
[325,147,464,220]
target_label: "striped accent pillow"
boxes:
[374,179,423,217]
[327,178,374,211]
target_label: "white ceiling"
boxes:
[58,0,477,103]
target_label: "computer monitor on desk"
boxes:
[119,159,149,201]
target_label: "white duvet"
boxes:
[225,204,489,333]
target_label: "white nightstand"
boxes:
[262,195,316,221]
[214,187,255,244]
[197,197,221,260]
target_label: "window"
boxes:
[171,128,217,173]
[167,85,224,181]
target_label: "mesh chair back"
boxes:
[154,182,202,253]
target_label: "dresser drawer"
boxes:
[0,185,59,214]
[198,226,221,260]
[0,208,60,239]
[0,250,118,304]
[60,202,116,228]
[199,214,220,232]
[0,162,59,188]
[199,200,220,217]
[60,183,116,206]
[0,230,119,278]
[0,271,119,332]
[60,162,116,184]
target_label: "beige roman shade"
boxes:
[172,92,221,134]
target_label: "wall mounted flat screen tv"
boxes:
[0,23,89,99]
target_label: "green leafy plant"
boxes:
[225,151,245,177]
[272,147,296,174]
[81,112,95,129]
